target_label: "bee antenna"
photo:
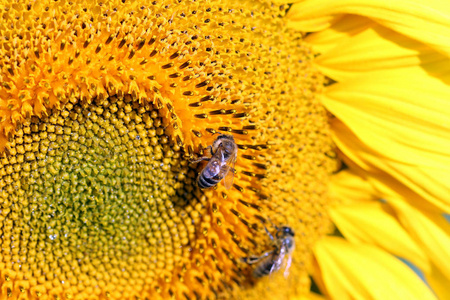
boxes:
[266,216,279,231]
[264,225,275,242]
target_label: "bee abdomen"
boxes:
[198,173,219,188]
[253,260,274,278]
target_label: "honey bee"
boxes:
[192,134,238,189]
[242,226,295,278]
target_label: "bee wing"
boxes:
[268,247,286,280]
[222,151,237,190]
[271,252,285,274]
[283,254,292,278]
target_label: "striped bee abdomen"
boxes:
[253,258,275,278]
[197,173,220,188]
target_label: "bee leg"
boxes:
[266,216,280,232]
[190,156,211,164]
[206,145,213,155]
[191,146,214,164]
[241,256,262,265]
[264,226,275,242]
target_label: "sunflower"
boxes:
[0,0,448,300]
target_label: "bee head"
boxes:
[280,226,295,237]
[278,227,295,251]
[216,134,234,141]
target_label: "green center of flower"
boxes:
[0,95,205,298]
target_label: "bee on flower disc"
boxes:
[241,225,295,278]
[192,134,237,189]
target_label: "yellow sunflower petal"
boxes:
[304,15,373,57]
[330,201,430,272]
[330,169,376,204]
[288,0,450,56]
[289,14,345,33]
[390,199,450,281]
[323,70,450,211]
[332,120,450,213]
[271,0,297,4]
[426,264,450,300]
[313,237,437,300]
[324,72,450,168]
[299,292,328,300]
[310,23,450,81]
